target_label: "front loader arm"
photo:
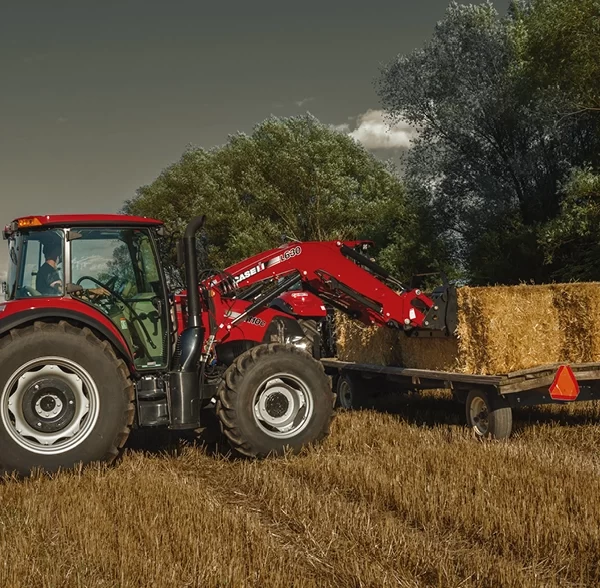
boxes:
[204,240,453,335]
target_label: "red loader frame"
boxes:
[175,239,456,359]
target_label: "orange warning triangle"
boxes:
[549,365,579,401]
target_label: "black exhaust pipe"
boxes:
[169,215,206,429]
[182,215,206,328]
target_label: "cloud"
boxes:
[347,109,417,150]
[294,97,314,107]
[329,123,350,133]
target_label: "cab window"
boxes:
[5,229,65,300]
[70,228,168,370]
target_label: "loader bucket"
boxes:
[419,283,458,337]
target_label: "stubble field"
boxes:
[1,389,599,588]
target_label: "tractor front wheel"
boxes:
[0,321,134,477]
[216,343,335,457]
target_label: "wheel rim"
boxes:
[252,373,314,439]
[469,396,489,436]
[338,379,353,409]
[1,357,100,455]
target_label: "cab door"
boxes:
[69,227,169,370]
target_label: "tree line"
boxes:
[124,0,600,287]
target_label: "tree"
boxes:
[124,115,445,284]
[375,1,600,285]
[514,0,600,112]
[541,168,600,280]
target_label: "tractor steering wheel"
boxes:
[75,275,157,350]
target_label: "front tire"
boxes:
[216,343,335,457]
[0,321,134,477]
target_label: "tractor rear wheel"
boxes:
[0,321,134,477]
[216,343,335,457]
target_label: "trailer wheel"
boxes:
[216,343,335,458]
[465,389,512,440]
[335,373,366,410]
[0,321,134,477]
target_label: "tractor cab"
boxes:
[3,215,171,371]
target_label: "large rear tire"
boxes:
[0,321,134,477]
[216,343,335,457]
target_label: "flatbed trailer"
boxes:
[321,358,600,439]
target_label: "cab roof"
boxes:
[9,214,164,230]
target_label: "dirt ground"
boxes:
[1,389,599,588]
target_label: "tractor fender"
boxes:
[261,314,309,345]
[0,301,135,372]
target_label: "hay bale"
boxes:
[396,336,460,372]
[334,282,600,375]
[335,314,400,365]
[455,285,562,374]
[335,311,459,371]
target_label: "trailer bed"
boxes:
[321,358,600,398]
[321,358,600,440]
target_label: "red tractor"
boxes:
[0,213,456,476]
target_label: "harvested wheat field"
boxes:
[336,282,600,374]
[2,396,600,588]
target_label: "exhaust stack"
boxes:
[169,215,206,429]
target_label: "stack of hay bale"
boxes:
[335,283,600,375]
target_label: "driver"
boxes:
[36,234,63,296]
[36,232,108,299]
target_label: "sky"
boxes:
[0,0,510,279]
